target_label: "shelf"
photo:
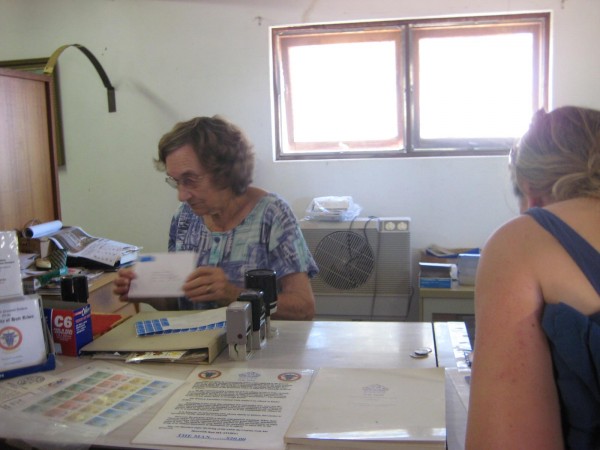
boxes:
[420,284,475,322]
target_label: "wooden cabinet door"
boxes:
[0,68,60,231]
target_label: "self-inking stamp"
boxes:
[226,289,266,360]
[245,269,277,337]
[239,289,266,350]
[226,301,253,360]
[60,274,89,303]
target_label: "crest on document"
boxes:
[198,369,222,380]
[362,383,389,397]
[278,372,302,382]
[238,371,261,381]
[0,326,23,351]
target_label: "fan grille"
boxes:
[313,231,375,290]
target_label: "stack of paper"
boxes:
[284,367,446,450]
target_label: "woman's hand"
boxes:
[183,266,240,307]
[112,267,137,301]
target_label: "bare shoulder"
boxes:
[479,203,600,313]
[474,213,547,319]
[479,213,542,266]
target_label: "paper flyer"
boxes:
[133,367,314,449]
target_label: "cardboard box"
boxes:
[419,262,455,289]
[81,310,227,364]
[18,236,54,259]
[457,253,480,286]
[43,300,93,356]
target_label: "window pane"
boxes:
[418,33,534,140]
[271,13,548,159]
[288,41,399,143]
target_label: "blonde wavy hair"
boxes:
[510,106,600,201]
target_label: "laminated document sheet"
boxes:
[133,367,314,450]
[0,361,182,447]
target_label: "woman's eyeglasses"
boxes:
[165,174,206,190]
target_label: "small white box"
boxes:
[457,253,480,286]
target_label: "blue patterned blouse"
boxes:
[168,193,318,310]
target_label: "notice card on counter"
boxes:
[132,367,313,450]
[0,296,48,374]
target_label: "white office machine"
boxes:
[300,216,412,321]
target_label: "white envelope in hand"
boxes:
[128,252,197,298]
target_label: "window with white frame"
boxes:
[271,12,549,160]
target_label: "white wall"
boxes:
[2,0,599,318]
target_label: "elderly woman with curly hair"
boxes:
[114,115,318,320]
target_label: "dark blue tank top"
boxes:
[526,207,600,450]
